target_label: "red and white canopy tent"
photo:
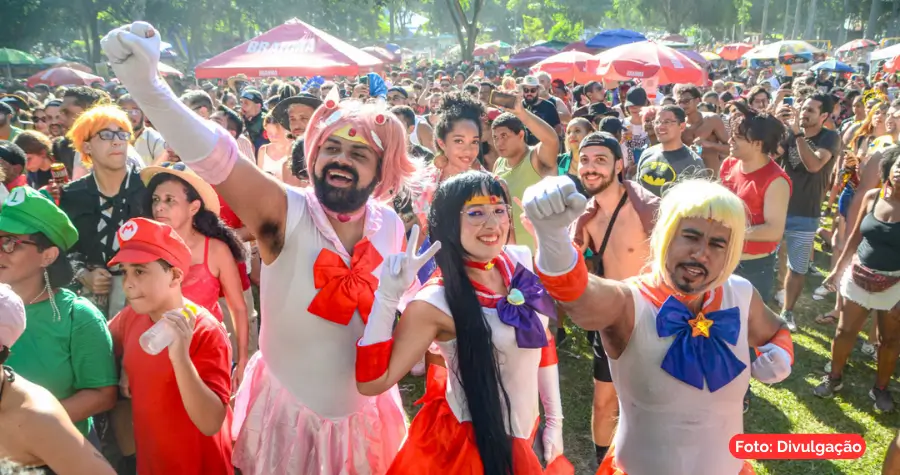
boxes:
[194,18,383,78]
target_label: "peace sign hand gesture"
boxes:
[378,225,442,304]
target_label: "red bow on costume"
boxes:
[308,238,383,325]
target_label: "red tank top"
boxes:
[181,237,223,321]
[719,157,792,255]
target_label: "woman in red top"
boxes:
[108,218,233,475]
[140,163,250,385]
[720,101,791,304]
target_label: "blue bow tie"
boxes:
[656,296,746,392]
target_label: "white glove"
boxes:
[360,225,441,346]
[751,343,792,384]
[101,22,220,163]
[522,176,587,275]
[538,365,564,463]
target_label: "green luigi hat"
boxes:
[0,187,79,251]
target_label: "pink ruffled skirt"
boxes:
[232,352,408,475]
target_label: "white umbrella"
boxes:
[871,43,900,61]
[41,56,67,65]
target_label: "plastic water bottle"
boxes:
[139,305,195,355]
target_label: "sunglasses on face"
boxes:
[388,95,405,102]
[523,88,539,94]
[33,116,47,123]
[0,236,38,254]
[93,129,132,141]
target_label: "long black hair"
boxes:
[428,170,513,474]
[144,174,245,261]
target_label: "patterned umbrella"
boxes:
[715,43,754,61]
[835,39,877,55]
[742,40,824,70]
[701,51,722,61]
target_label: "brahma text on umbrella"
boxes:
[246,39,315,54]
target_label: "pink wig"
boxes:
[304,100,415,202]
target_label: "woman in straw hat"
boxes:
[141,162,250,386]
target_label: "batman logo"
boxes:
[640,160,677,187]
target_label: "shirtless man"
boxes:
[569,132,660,466]
[675,85,729,174]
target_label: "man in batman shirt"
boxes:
[636,105,704,197]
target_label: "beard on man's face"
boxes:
[581,169,616,196]
[314,162,378,213]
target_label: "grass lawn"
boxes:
[398,246,898,474]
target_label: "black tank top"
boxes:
[858,193,900,272]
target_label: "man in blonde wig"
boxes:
[522,176,794,475]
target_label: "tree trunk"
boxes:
[783,0,792,39]
[444,0,483,61]
[837,0,849,46]
[891,0,900,37]
[389,6,396,41]
[760,0,770,41]
[791,0,802,40]
[803,0,817,39]
[864,0,882,39]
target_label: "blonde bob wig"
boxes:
[649,179,748,292]
[66,104,132,167]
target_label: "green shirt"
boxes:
[7,289,118,436]
[2,126,22,142]
[494,147,542,252]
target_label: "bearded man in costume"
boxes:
[101,22,413,475]
[522,176,794,475]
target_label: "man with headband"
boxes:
[568,131,659,467]
[523,176,794,475]
[101,22,414,475]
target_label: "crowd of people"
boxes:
[0,18,898,475]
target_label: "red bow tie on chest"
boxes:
[308,238,383,325]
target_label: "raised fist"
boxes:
[522,176,587,233]
[100,21,161,86]
[522,176,586,275]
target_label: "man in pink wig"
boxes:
[101,22,415,475]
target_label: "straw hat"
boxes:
[140,162,221,216]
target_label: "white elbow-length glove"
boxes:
[101,22,221,164]
[538,365,564,463]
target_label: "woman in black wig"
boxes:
[355,171,570,474]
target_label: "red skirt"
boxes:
[388,365,574,475]
[597,444,756,475]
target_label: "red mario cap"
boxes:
[108,218,192,273]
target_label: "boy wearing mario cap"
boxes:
[106,218,233,475]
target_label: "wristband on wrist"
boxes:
[754,327,794,364]
[535,252,588,302]
[356,338,394,383]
